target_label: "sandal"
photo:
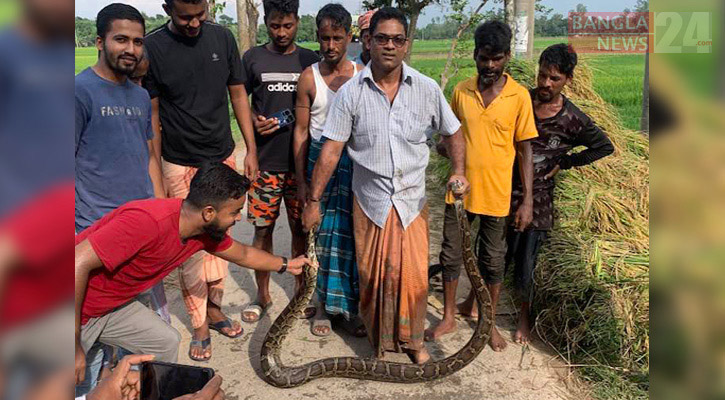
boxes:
[188,337,211,362]
[310,314,332,337]
[241,301,273,323]
[209,318,244,338]
[299,303,316,320]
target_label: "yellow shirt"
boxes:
[445,74,538,216]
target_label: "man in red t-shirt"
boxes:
[73,163,314,385]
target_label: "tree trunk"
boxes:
[208,0,217,22]
[237,0,259,54]
[640,52,649,134]
[504,0,515,50]
[405,9,420,63]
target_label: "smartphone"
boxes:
[269,108,295,129]
[140,361,214,400]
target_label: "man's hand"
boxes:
[447,175,470,198]
[243,151,259,181]
[87,354,155,400]
[286,255,318,276]
[173,375,225,400]
[75,341,86,385]
[254,115,280,136]
[514,202,533,232]
[296,181,308,208]
[543,165,561,181]
[301,201,321,232]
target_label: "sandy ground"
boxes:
[158,149,587,400]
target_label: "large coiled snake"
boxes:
[260,193,493,388]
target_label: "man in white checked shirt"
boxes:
[301,7,469,364]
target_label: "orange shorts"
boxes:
[247,171,302,227]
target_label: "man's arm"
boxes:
[74,239,105,384]
[150,98,163,174]
[514,140,534,231]
[212,240,313,275]
[301,139,346,231]
[292,68,315,204]
[228,84,258,180]
[147,140,165,198]
[442,129,469,196]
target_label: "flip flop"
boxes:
[241,301,273,323]
[188,337,211,362]
[299,303,316,320]
[310,314,332,337]
[208,318,244,338]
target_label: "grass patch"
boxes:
[429,58,649,400]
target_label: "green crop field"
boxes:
[76,36,645,131]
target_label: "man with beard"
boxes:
[239,0,319,326]
[292,3,365,337]
[143,0,257,361]
[508,44,614,344]
[74,163,315,386]
[302,7,469,364]
[75,4,164,233]
[425,21,537,353]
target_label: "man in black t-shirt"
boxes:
[240,0,319,324]
[143,0,258,362]
[507,44,614,345]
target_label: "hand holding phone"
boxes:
[141,361,216,400]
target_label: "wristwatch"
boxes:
[277,257,288,274]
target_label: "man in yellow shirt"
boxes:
[426,21,537,351]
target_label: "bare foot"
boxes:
[424,317,457,341]
[489,326,508,352]
[514,312,531,344]
[413,348,430,364]
[456,299,478,319]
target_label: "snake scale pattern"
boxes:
[260,197,493,388]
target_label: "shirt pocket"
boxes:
[406,109,429,144]
[491,117,515,148]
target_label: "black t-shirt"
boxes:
[241,45,319,172]
[144,22,243,167]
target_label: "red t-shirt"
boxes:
[75,198,233,325]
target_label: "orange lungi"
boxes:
[162,154,236,329]
[353,198,429,357]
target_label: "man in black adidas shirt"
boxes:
[143,0,257,361]
[240,0,319,325]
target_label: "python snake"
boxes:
[260,196,493,387]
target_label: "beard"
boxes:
[104,45,137,75]
[203,221,228,242]
[478,67,503,86]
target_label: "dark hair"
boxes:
[186,163,251,210]
[369,7,408,37]
[263,0,299,20]
[96,3,145,38]
[316,3,352,33]
[539,43,578,77]
[473,20,512,55]
[163,0,204,10]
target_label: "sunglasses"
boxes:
[372,34,407,48]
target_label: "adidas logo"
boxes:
[267,82,297,92]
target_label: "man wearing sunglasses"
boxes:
[302,7,468,364]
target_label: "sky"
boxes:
[75,0,640,26]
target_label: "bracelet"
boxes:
[307,196,321,202]
[277,257,288,274]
